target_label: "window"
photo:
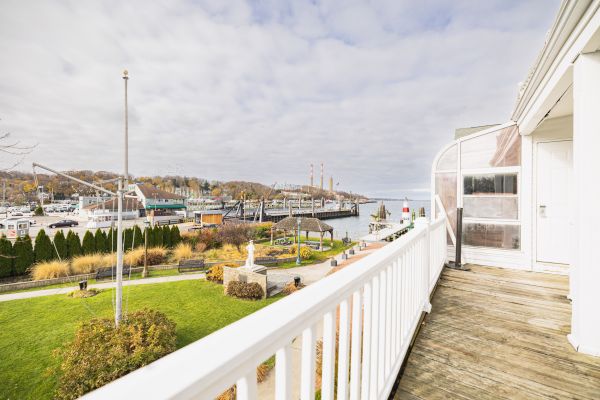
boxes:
[463,223,520,250]
[463,174,517,195]
[433,124,522,251]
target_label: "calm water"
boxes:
[326,199,431,240]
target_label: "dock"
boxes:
[228,207,359,223]
[361,222,412,242]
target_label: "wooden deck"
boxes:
[395,265,600,400]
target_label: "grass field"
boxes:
[276,238,355,269]
[0,280,280,399]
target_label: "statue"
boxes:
[245,240,255,268]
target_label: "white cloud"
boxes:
[0,0,560,197]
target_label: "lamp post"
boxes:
[296,217,301,265]
[143,220,149,278]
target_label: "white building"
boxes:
[431,0,600,356]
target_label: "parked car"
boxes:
[49,219,78,228]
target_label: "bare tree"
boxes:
[0,123,37,171]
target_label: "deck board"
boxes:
[395,265,600,400]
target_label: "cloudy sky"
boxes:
[1,0,560,198]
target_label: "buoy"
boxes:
[402,198,410,224]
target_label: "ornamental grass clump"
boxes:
[123,247,167,266]
[226,281,264,300]
[171,242,193,263]
[70,253,105,274]
[31,260,70,280]
[52,309,177,400]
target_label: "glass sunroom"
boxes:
[431,122,524,267]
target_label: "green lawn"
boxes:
[276,238,355,269]
[0,280,279,399]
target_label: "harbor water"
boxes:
[326,199,431,241]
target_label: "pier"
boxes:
[361,222,412,242]
[233,207,358,223]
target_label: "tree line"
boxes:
[0,225,181,278]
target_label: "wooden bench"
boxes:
[178,259,206,273]
[95,266,131,281]
[274,238,292,246]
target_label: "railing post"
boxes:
[415,217,432,313]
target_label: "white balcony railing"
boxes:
[84,216,447,400]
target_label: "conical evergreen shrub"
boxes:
[0,235,14,278]
[94,229,107,253]
[66,230,82,258]
[123,228,133,251]
[107,228,116,253]
[162,225,172,248]
[132,225,143,248]
[13,235,34,276]
[170,226,181,247]
[153,226,163,247]
[34,229,54,262]
[82,231,96,255]
[53,230,68,260]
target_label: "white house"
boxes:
[431,0,600,356]
[134,184,187,212]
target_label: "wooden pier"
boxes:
[238,207,358,222]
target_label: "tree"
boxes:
[34,205,44,216]
[66,230,82,258]
[0,235,14,278]
[162,225,171,248]
[13,235,34,275]
[153,226,163,247]
[53,230,68,260]
[146,225,155,248]
[106,228,116,253]
[94,229,107,253]
[170,226,181,247]
[34,229,54,262]
[132,225,143,248]
[123,228,133,251]
[82,231,95,255]
[218,224,251,251]
[0,132,36,171]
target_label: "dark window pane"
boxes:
[463,174,517,195]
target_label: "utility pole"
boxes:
[320,162,324,190]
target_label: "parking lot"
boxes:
[2,213,193,239]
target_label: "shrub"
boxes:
[68,288,100,298]
[252,223,273,240]
[94,229,107,254]
[162,225,172,248]
[152,226,163,247]
[123,247,166,267]
[34,229,54,262]
[71,253,105,274]
[297,246,312,260]
[194,242,207,253]
[66,231,82,258]
[31,260,70,280]
[226,281,264,300]
[282,281,305,295]
[81,231,96,255]
[106,228,116,252]
[13,235,34,276]
[53,230,68,260]
[34,205,44,216]
[171,243,193,263]
[0,236,14,278]
[206,264,224,283]
[198,228,221,249]
[218,224,251,250]
[170,225,181,247]
[132,225,143,248]
[124,227,133,251]
[52,309,177,400]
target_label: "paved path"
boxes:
[0,273,205,303]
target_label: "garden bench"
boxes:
[255,256,277,265]
[95,266,131,281]
[178,259,206,273]
[274,238,292,246]
[304,241,321,250]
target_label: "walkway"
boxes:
[0,273,205,302]
[395,265,600,400]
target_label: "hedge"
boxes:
[34,229,54,262]
[0,236,14,278]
